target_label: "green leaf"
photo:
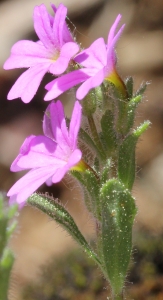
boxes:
[28,194,101,267]
[100,159,111,184]
[0,249,14,300]
[118,133,137,190]
[0,217,8,258]
[101,110,117,154]
[134,82,148,97]
[7,203,18,219]
[133,120,151,138]
[0,194,17,300]
[71,170,100,219]
[6,220,17,239]
[126,95,142,131]
[0,196,18,256]
[0,248,14,269]
[118,121,150,190]
[125,77,133,99]
[100,179,137,295]
[93,156,100,173]
[82,91,97,116]
[70,170,93,213]
[79,127,103,160]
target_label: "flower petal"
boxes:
[76,68,105,100]
[7,167,60,206]
[48,101,70,150]
[69,101,82,149]
[43,100,82,155]
[3,40,53,70]
[75,38,107,69]
[7,64,50,103]
[52,3,67,47]
[11,135,36,172]
[52,149,82,183]
[107,23,125,67]
[8,149,82,206]
[44,69,92,100]
[33,4,55,50]
[43,104,55,140]
[11,135,67,171]
[107,14,122,46]
[51,3,73,43]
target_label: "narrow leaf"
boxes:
[71,170,100,219]
[28,194,101,267]
[118,133,137,190]
[79,127,102,159]
[134,82,148,97]
[118,121,150,190]
[101,110,117,154]
[125,76,133,99]
[126,95,142,131]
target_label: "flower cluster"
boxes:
[4,3,125,207]
[4,3,150,296]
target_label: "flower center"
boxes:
[50,48,60,62]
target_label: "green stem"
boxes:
[113,291,124,300]
[114,293,123,300]
[87,115,106,161]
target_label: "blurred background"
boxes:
[1,0,163,299]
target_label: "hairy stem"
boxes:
[113,292,124,300]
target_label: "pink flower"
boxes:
[3,4,79,103]
[7,100,82,207]
[45,14,125,101]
